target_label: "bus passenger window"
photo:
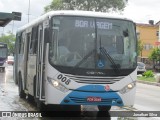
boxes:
[18,34,22,54]
[31,27,38,54]
[20,32,25,54]
[27,33,31,54]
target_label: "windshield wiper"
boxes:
[99,47,120,73]
[73,49,96,68]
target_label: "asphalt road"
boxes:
[134,82,160,111]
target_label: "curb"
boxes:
[137,80,160,87]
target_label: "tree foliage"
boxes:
[44,0,127,13]
[0,32,15,55]
[149,48,160,62]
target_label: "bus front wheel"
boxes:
[98,105,111,111]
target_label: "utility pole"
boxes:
[28,0,30,23]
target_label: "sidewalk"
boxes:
[137,80,160,87]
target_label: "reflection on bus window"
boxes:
[49,16,137,70]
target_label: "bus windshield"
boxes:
[49,16,137,74]
[0,47,7,58]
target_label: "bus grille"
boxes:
[65,74,125,84]
[69,97,117,104]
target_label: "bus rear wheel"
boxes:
[98,105,111,111]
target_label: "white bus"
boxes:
[14,11,137,111]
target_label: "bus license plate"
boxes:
[87,97,101,102]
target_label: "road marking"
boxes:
[121,106,138,111]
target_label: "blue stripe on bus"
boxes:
[60,85,123,106]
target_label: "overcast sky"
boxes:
[0,0,160,35]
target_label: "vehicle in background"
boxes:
[137,62,146,74]
[0,42,8,72]
[6,56,14,65]
[153,62,160,72]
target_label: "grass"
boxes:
[137,76,156,82]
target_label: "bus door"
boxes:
[25,32,31,90]
[36,25,45,100]
[22,32,28,90]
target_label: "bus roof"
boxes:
[17,10,133,33]
[0,42,7,45]
[0,42,7,48]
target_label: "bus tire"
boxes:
[18,74,26,99]
[98,105,111,111]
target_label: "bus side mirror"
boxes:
[123,29,129,37]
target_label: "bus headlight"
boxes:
[120,81,136,94]
[53,81,59,87]
[47,77,69,93]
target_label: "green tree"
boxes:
[149,48,160,64]
[44,0,127,12]
[0,31,15,55]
